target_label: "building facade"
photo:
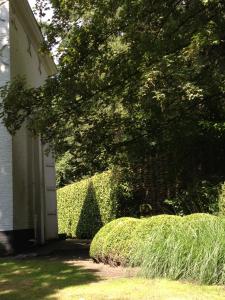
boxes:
[0,0,58,253]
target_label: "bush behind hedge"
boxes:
[57,170,119,238]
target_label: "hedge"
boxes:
[90,213,225,284]
[57,170,120,239]
[90,215,182,266]
[90,217,138,265]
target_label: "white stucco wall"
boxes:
[0,0,13,231]
[0,0,57,240]
[11,0,58,239]
[10,4,48,231]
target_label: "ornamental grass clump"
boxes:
[132,214,225,285]
[130,215,183,266]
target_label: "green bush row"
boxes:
[90,213,225,284]
[90,214,182,265]
[57,170,120,239]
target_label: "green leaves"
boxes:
[1,0,225,210]
[57,170,120,238]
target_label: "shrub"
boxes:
[90,217,138,265]
[218,182,225,215]
[57,170,119,239]
[130,215,183,265]
[90,215,182,266]
[132,214,225,285]
[164,181,220,215]
[91,213,225,284]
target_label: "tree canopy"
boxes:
[1,0,225,210]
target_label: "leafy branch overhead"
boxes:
[1,0,225,195]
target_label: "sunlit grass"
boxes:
[0,258,225,299]
[131,215,225,285]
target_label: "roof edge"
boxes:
[11,0,57,76]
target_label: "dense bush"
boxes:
[132,214,225,284]
[57,170,120,238]
[90,217,138,265]
[91,213,225,284]
[164,181,220,215]
[90,215,182,266]
[219,182,225,215]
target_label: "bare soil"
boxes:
[16,239,138,280]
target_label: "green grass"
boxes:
[131,215,225,284]
[1,258,225,300]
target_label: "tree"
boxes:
[1,0,225,211]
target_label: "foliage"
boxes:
[91,213,225,284]
[90,215,182,266]
[218,182,225,215]
[56,151,75,187]
[164,181,220,215]
[132,214,225,285]
[130,215,183,265]
[90,217,138,265]
[57,170,127,239]
[1,0,225,212]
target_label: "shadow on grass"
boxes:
[0,257,100,300]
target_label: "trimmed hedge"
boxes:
[90,215,182,266]
[90,213,225,284]
[57,170,119,239]
[90,217,138,265]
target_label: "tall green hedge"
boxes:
[57,170,120,238]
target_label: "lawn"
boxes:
[0,258,225,300]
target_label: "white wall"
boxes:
[10,0,58,239]
[10,4,48,231]
[0,0,57,240]
[0,0,13,231]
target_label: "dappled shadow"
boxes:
[41,239,91,261]
[0,256,101,300]
[76,181,103,239]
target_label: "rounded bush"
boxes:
[130,215,183,265]
[90,213,225,284]
[90,217,138,265]
[90,214,182,266]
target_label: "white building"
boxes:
[0,0,58,253]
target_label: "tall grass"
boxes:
[131,214,225,284]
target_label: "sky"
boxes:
[28,0,36,9]
[28,0,57,61]
[28,0,53,22]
